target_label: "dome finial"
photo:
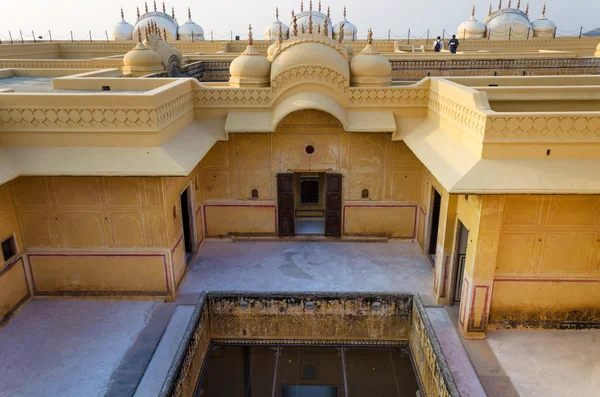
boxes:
[162,1,166,13]
[276,7,279,20]
[338,23,345,44]
[508,0,512,9]
[327,5,330,18]
[322,16,328,36]
[319,0,322,12]
[137,27,142,42]
[488,3,492,15]
[153,0,157,12]
[344,5,347,19]
[498,0,502,10]
[137,6,140,19]
[292,11,298,36]
[367,28,373,45]
[542,3,546,17]
[525,2,529,16]
[188,7,191,20]
[517,0,521,10]
[472,5,476,17]
[277,22,283,43]
[145,1,148,13]
[163,28,167,42]
[301,0,304,12]
[172,6,175,18]
[308,11,313,33]
[248,24,253,46]
[310,0,313,11]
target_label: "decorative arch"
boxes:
[271,91,348,131]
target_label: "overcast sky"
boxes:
[1,0,598,41]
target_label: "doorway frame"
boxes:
[425,185,442,267]
[178,183,197,266]
[448,217,469,306]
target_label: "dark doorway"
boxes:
[324,173,342,238]
[300,180,320,204]
[278,173,295,237]
[453,221,469,303]
[179,187,194,264]
[282,386,337,397]
[427,188,442,263]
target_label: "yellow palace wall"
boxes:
[195,111,425,239]
[0,182,30,326]
[425,192,600,337]
[8,176,177,300]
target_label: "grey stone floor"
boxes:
[0,299,157,397]
[181,241,435,298]
[487,329,600,397]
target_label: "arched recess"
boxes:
[271,91,348,131]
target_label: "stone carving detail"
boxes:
[279,109,341,125]
[485,115,600,141]
[273,34,348,60]
[428,89,487,139]
[348,87,429,105]
[194,87,273,106]
[271,65,349,94]
[156,92,194,127]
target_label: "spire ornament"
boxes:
[517,0,521,9]
[137,6,141,19]
[163,28,167,41]
[276,7,279,20]
[542,2,546,16]
[508,0,512,9]
[498,0,502,10]
[145,2,148,13]
[327,6,330,18]
[322,16,328,36]
[120,7,124,20]
[162,1,166,13]
[488,3,492,15]
[248,24,253,46]
[367,28,373,45]
[525,2,529,16]
[172,6,175,18]
[319,0,322,12]
[292,11,298,36]
[137,27,142,42]
[472,5,476,17]
[277,22,283,43]
[153,0,157,12]
[308,11,313,33]
[301,0,304,12]
[338,23,345,44]
[188,7,192,20]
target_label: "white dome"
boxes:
[265,9,290,41]
[133,11,179,42]
[350,32,391,87]
[292,4,333,38]
[112,18,134,41]
[532,13,556,37]
[333,7,358,40]
[178,20,204,41]
[230,44,271,88]
[485,8,533,40]
[457,16,487,39]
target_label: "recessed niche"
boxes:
[1,235,18,262]
[251,189,259,199]
[362,189,369,199]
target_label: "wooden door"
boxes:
[325,173,342,237]
[277,173,295,237]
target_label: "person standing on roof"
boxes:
[448,35,459,54]
[433,36,443,52]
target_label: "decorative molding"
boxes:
[349,87,429,106]
[272,34,348,61]
[156,91,195,127]
[272,64,349,93]
[485,115,600,142]
[428,88,487,140]
[193,86,272,106]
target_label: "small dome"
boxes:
[350,30,391,87]
[133,8,179,41]
[457,8,486,39]
[485,7,533,40]
[178,9,204,41]
[230,27,271,88]
[532,7,556,37]
[122,42,164,76]
[333,7,358,40]
[267,41,282,61]
[112,9,134,41]
[265,8,290,41]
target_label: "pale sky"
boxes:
[1,0,598,41]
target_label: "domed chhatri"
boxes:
[349,29,391,87]
[265,7,290,41]
[333,6,358,41]
[292,0,333,38]
[133,1,179,42]
[178,8,204,41]
[229,25,271,88]
[122,31,164,76]
[484,0,534,40]
[532,4,556,37]
[271,16,350,83]
[111,8,134,41]
[457,6,486,39]
[267,20,286,61]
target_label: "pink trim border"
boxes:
[469,285,490,332]
[202,204,278,237]
[342,204,418,238]
[459,278,469,326]
[27,252,170,295]
[495,278,600,283]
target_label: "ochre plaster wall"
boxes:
[0,182,30,326]
[11,176,173,298]
[490,195,600,329]
[196,110,424,238]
